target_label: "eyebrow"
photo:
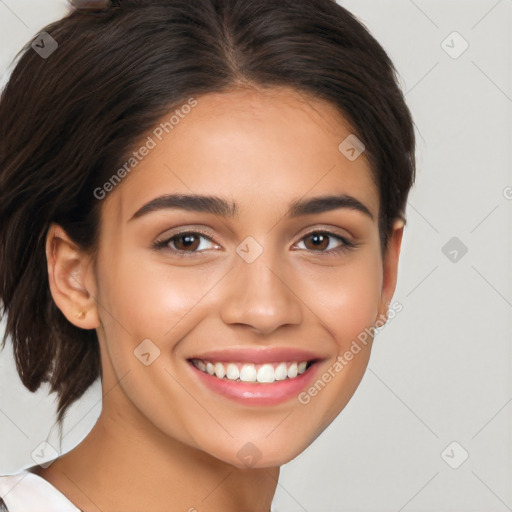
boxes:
[128,193,374,222]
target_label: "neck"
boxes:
[32,390,278,512]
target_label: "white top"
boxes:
[0,470,80,512]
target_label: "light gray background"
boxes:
[0,1,511,511]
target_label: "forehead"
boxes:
[104,86,379,224]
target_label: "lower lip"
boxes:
[188,361,321,406]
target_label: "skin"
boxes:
[34,85,404,512]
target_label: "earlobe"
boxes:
[378,219,405,321]
[45,223,100,329]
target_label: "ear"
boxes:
[377,218,405,322]
[45,223,100,329]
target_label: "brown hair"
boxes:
[0,0,415,426]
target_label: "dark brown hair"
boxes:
[0,0,415,426]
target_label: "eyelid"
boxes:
[295,224,353,242]
[154,225,218,244]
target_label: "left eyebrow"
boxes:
[287,194,374,220]
[128,193,374,222]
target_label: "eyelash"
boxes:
[152,228,357,258]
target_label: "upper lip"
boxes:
[188,347,325,364]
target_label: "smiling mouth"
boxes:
[189,359,315,384]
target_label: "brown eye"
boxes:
[295,231,354,255]
[303,233,330,251]
[172,233,201,251]
[153,230,219,257]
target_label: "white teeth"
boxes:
[257,364,275,383]
[226,363,240,380]
[240,364,257,382]
[274,363,288,381]
[287,362,298,379]
[214,362,225,379]
[192,359,311,383]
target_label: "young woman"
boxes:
[0,0,415,510]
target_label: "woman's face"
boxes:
[87,86,402,468]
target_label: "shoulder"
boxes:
[0,469,80,511]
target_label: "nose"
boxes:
[219,251,303,336]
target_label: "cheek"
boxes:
[295,253,383,348]
[289,256,383,448]
[98,250,211,341]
